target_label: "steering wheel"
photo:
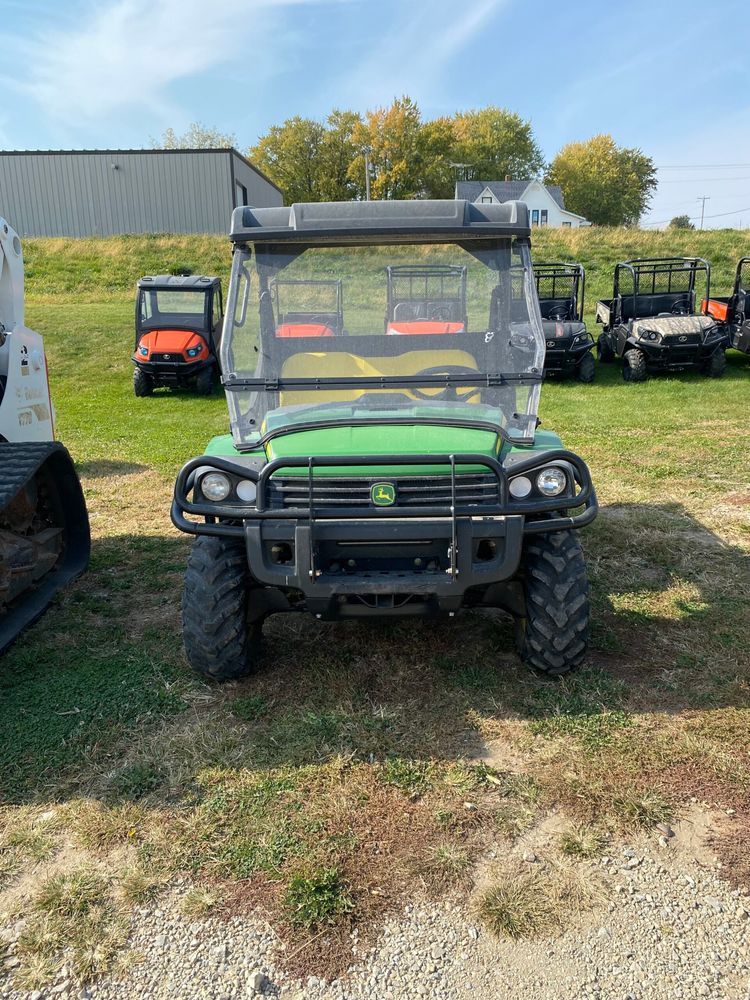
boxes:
[671,301,688,315]
[548,305,568,321]
[410,365,483,402]
[426,302,453,322]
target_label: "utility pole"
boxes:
[697,195,710,230]
[363,147,372,201]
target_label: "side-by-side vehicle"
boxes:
[704,256,750,356]
[133,274,223,396]
[533,262,594,382]
[596,257,727,381]
[171,200,598,681]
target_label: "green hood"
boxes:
[264,421,501,475]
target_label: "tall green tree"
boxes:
[349,97,430,201]
[250,111,361,203]
[669,214,695,230]
[546,134,657,226]
[151,122,237,149]
[250,117,327,204]
[451,107,545,181]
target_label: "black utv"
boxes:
[596,257,728,382]
[534,262,594,382]
[704,257,750,356]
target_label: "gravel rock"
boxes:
[1,843,748,1000]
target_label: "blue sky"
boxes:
[1,0,748,227]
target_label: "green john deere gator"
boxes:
[172,199,598,680]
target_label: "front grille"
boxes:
[153,353,184,362]
[266,473,500,510]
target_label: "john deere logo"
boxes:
[371,482,396,506]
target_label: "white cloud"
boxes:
[344,0,509,108]
[7,0,351,126]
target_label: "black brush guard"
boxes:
[172,450,597,617]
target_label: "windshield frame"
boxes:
[220,235,545,448]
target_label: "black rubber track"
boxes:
[623,349,647,382]
[518,529,590,677]
[0,442,90,654]
[181,535,261,681]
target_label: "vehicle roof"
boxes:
[229,199,530,243]
[137,275,220,289]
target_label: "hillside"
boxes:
[23,227,750,321]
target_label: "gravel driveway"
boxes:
[3,808,749,1000]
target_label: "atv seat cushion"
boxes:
[386,321,465,335]
[276,323,335,338]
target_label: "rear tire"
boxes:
[575,352,596,383]
[517,529,589,677]
[702,349,726,378]
[195,367,214,396]
[622,349,647,382]
[133,368,154,397]
[182,535,261,681]
[596,335,615,363]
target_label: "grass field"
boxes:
[1,227,749,989]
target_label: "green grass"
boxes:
[0,229,749,984]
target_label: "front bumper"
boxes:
[628,329,729,369]
[171,451,598,617]
[543,340,594,374]
[132,357,212,385]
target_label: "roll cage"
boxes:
[611,257,710,325]
[534,262,585,322]
[385,264,468,329]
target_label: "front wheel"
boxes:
[195,367,214,396]
[596,335,615,363]
[702,349,726,378]
[516,529,590,677]
[182,535,261,681]
[575,352,596,383]
[133,368,154,397]
[622,349,647,382]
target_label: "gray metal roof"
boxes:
[0,147,283,196]
[456,180,565,210]
[230,199,530,242]
[137,274,219,289]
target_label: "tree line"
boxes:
[154,100,657,227]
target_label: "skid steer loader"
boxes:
[0,217,89,653]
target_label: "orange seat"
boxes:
[386,321,464,336]
[276,323,335,338]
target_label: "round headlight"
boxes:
[139,345,148,356]
[509,475,532,499]
[236,479,257,503]
[536,467,567,497]
[201,472,231,502]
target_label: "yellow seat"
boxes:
[279,349,480,406]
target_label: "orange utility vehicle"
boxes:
[133,274,223,396]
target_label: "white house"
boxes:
[456,179,591,228]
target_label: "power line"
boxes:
[656,162,750,169]
[644,203,750,227]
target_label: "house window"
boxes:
[480,196,493,204]
[540,209,548,227]
[561,221,572,228]
[236,182,248,207]
[531,209,539,226]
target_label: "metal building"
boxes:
[0,148,283,237]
